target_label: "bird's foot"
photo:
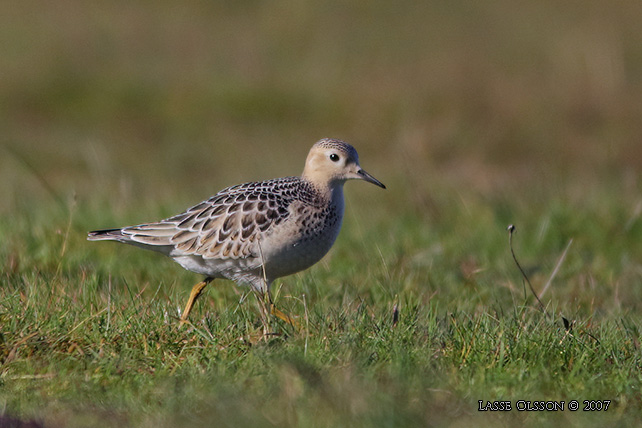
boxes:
[270,303,301,330]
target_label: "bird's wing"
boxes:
[119,178,298,259]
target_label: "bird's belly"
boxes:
[172,254,256,278]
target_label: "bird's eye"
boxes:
[329,153,340,162]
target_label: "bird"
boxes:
[88,138,385,325]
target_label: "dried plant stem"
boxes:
[507,225,547,316]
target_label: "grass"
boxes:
[2,183,641,427]
[2,0,642,427]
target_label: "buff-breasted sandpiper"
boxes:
[88,138,385,324]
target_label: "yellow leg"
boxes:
[180,279,212,322]
[270,302,300,329]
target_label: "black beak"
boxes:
[357,168,386,189]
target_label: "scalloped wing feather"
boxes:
[119,178,304,260]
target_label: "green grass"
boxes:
[2,186,641,427]
[2,0,642,426]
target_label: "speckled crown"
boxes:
[313,138,359,161]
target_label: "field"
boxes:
[2,1,642,427]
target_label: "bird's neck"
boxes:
[328,182,344,205]
[330,183,345,217]
[302,176,344,208]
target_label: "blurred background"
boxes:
[2,0,641,199]
[2,0,642,309]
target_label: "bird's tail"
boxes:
[87,225,176,256]
[87,228,125,241]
